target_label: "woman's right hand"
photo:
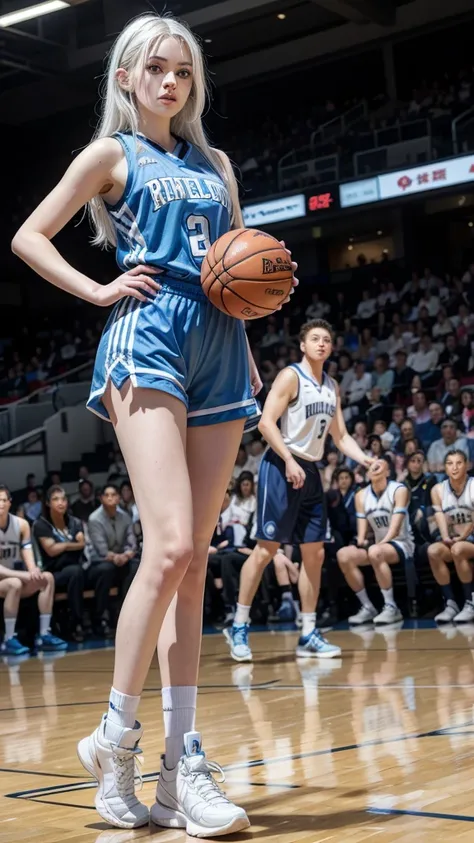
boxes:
[92,265,162,307]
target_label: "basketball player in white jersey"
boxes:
[224,319,373,661]
[337,456,414,626]
[0,485,67,656]
[428,449,474,623]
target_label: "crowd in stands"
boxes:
[0,318,106,403]
[4,252,474,646]
[228,63,474,195]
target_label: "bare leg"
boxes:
[104,384,193,696]
[337,546,370,592]
[0,578,23,629]
[237,540,280,608]
[428,542,452,585]
[298,542,324,613]
[158,419,245,687]
[368,544,399,591]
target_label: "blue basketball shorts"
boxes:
[87,278,260,428]
[255,449,327,545]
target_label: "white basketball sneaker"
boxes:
[454,601,474,623]
[348,605,378,626]
[77,715,149,828]
[435,600,460,624]
[373,604,403,625]
[151,731,250,838]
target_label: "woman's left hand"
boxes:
[278,240,299,309]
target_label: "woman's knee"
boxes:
[5,577,22,593]
[140,535,194,591]
[368,545,383,565]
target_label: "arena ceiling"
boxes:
[0,0,472,123]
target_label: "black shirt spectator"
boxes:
[71,480,100,524]
[440,377,462,420]
[404,452,437,544]
[34,513,84,572]
[391,350,415,398]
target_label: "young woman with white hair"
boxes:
[12,12,297,837]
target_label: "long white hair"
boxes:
[89,13,240,248]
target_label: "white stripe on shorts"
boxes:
[187,398,255,418]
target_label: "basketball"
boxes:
[201,228,294,319]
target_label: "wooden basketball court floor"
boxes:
[2,622,474,843]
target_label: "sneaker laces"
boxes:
[183,755,230,805]
[309,629,328,647]
[233,625,248,647]
[113,749,143,799]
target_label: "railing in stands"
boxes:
[0,361,93,445]
[452,104,474,153]
[310,100,368,148]
[0,427,46,456]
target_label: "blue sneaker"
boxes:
[223,623,252,662]
[34,632,68,652]
[295,629,341,659]
[277,598,296,622]
[1,635,30,656]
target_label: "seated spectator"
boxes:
[0,485,67,656]
[368,434,384,459]
[119,480,139,522]
[387,325,405,365]
[408,334,439,375]
[321,449,339,492]
[404,450,436,546]
[427,419,470,474]
[20,488,42,524]
[441,376,462,420]
[432,309,453,340]
[343,361,372,422]
[70,479,99,524]
[245,440,265,476]
[372,353,394,397]
[232,445,248,481]
[407,391,430,425]
[221,472,256,546]
[108,447,127,481]
[33,485,90,641]
[416,401,445,450]
[87,484,139,611]
[460,389,474,435]
[333,467,358,541]
[358,328,377,365]
[366,387,386,427]
[305,292,330,321]
[356,289,377,322]
[388,406,405,444]
[439,334,462,369]
[418,286,440,317]
[391,350,415,399]
[394,418,416,454]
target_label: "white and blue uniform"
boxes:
[440,477,474,542]
[362,481,414,561]
[256,366,337,544]
[0,515,29,570]
[87,132,257,427]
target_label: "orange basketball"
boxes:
[201,228,293,319]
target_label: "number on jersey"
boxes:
[187,215,211,257]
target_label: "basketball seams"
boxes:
[221,284,276,313]
[218,228,248,264]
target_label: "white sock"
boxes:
[106,686,141,731]
[381,587,395,607]
[234,603,251,625]
[39,614,51,636]
[356,588,374,610]
[301,612,316,637]
[162,685,197,769]
[4,617,16,640]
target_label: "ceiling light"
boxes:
[204,38,212,43]
[469,221,474,228]
[277,13,286,20]
[0,0,69,28]
[377,229,382,235]
[348,245,353,251]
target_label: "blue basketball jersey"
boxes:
[107,132,232,286]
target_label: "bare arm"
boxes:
[379,486,409,544]
[329,382,373,468]
[431,484,451,543]
[38,534,85,558]
[355,490,368,546]
[19,519,38,572]
[11,138,160,306]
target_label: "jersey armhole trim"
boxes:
[287,366,300,407]
[102,133,135,213]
